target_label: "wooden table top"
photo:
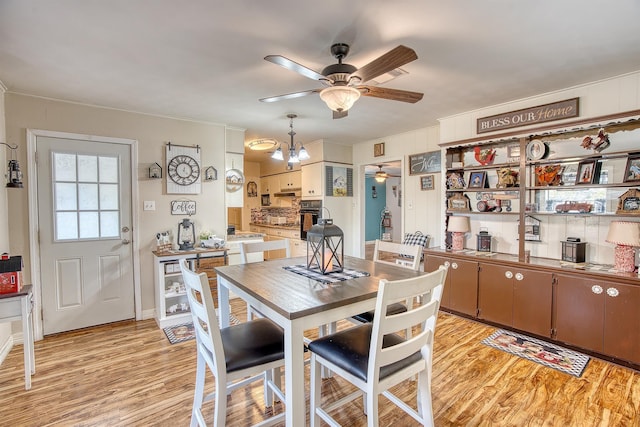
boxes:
[215,256,423,321]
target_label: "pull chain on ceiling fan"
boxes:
[260,43,423,119]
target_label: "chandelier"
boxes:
[271,114,310,164]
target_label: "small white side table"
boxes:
[0,285,35,390]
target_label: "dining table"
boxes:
[215,255,425,426]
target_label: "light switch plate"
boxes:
[143,201,155,211]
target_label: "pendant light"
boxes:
[272,114,310,163]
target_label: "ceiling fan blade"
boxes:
[349,45,418,84]
[333,110,348,119]
[359,85,424,103]
[264,55,327,81]
[259,88,322,103]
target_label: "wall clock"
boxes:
[167,155,200,186]
[166,143,202,194]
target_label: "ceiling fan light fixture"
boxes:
[248,138,279,151]
[374,173,386,183]
[319,86,361,112]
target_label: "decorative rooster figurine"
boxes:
[474,147,496,165]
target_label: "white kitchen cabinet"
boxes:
[301,162,323,198]
[153,248,227,329]
[279,170,301,190]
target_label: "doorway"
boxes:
[28,130,140,338]
[364,161,402,257]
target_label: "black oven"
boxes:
[300,199,322,240]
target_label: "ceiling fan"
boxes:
[260,43,424,119]
[367,164,401,182]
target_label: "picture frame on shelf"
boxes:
[447,193,470,211]
[623,155,640,182]
[576,160,600,184]
[420,174,434,191]
[468,171,487,189]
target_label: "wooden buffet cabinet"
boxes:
[425,248,640,367]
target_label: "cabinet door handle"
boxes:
[607,287,619,297]
[591,285,603,294]
[505,271,513,279]
[451,262,458,270]
[443,261,450,268]
[515,273,523,281]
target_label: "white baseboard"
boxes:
[141,309,156,321]
[0,335,14,366]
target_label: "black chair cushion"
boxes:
[351,302,407,323]
[221,318,284,373]
[308,324,422,382]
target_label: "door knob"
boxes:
[122,226,130,232]
[122,239,131,245]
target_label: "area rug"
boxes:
[163,314,241,344]
[482,329,590,377]
[283,264,370,284]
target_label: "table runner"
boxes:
[283,264,370,284]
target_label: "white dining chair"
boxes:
[179,259,286,427]
[240,239,291,320]
[352,240,423,328]
[308,265,448,427]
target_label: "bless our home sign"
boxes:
[477,98,579,134]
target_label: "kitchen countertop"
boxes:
[226,232,265,241]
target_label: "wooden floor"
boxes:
[2,297,640,427]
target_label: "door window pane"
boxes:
[55,183,77,210]
[99,184,119,210]
[100,212,119,237]
[54,153,76,181]
[78,155,98,182]
[79,212,99,239]
[78,183,98,210]
[99,157,118,183]
[56,212,78,240]
[53,153,121,241]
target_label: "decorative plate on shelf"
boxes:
[526,140,548,160]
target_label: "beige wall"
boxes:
[0,86,11,349]
[4,93,228,326]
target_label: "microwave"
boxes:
[261,193,271,206]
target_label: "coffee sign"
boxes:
[477,98,579,134]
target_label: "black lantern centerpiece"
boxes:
[477,229,492,252]
[177,218,196,251]
[306,213,344,275]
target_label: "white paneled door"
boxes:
[37,136,134,335]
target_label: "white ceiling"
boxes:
[2,1,640,164]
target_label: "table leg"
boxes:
[217,277,230,328]
[284,320,306,426]
[21,294,33,390]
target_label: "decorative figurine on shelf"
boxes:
[535,164,563,186]
[474,146,496,165]
[581,128,610,152]
[496,167,519,188]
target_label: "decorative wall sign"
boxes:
[447,193,470,211]
[373,142,385,157]
[247,181,257,197]
[225,168,245,193]
[166,142,202,195]
[420,175,434,191]
[409,151,441,175]
[477,98,579,134]
[325,166,353,197]
[171,200,196,215]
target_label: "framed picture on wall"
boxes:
[420,175,434,191]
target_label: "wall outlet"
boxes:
[143,201,155,211]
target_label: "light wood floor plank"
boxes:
[1,299,639,426]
